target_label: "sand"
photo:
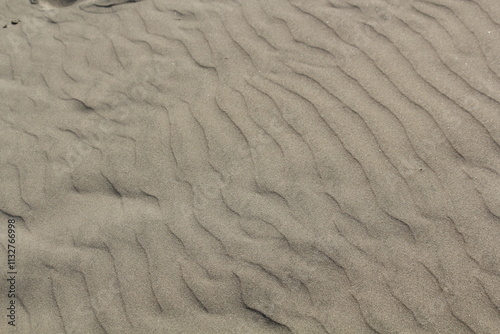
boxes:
[0,0,499,333]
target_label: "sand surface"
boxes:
[1,0,500,333]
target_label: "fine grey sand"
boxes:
[1,0,500,333]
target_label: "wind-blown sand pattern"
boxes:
[1,0,500,333]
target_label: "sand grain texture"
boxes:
[1,0,500,333]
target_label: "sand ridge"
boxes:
[0,0,500,333]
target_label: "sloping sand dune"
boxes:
[1,0,500,333]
